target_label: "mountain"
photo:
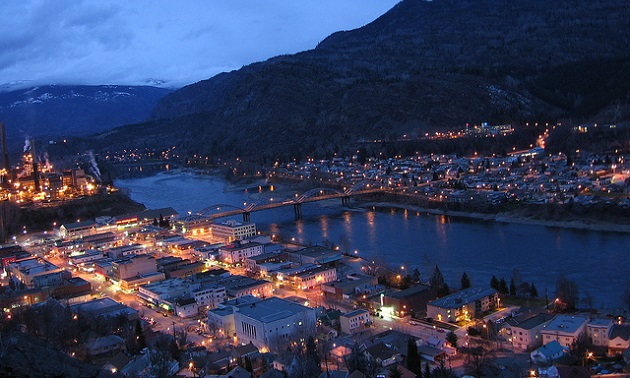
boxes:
[0,85,172,151]
[101,0,630,161]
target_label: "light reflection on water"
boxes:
[116,172,630,309]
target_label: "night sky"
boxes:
[0,0,399,89]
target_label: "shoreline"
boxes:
[362,201,630,234]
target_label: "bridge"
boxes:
[197,181,384,221]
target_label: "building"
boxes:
[111,254,164,290]
[220,275,274,299]
[105,244,146,259]
[8,257,67,289]
[505,313,554,351]
[608,324,630,355]
[340,309,371,334]
[288,246,342,266]
[279,265,337,291]
[219,241,264,265]
[70,297,139,320]
[244,251,291,275]
[193,282,227,310]
[382,284,435,318]
[205,295,261,338]
[172,214,213,234]
[233,297,317,353]
[586,318,613,348]
[540,315,589,348]
[112,254,158,282]
[322,273,379,301]
[59,220,97,240]
[426,287,499,322]
[212,220,256,242]
[530,340,569,364]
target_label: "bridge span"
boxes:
[198,182,383,221]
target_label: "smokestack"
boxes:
[0,122,8,173]
[31,139,40,192]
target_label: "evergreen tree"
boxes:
[445,331,458,349]
[305,336,321,367]
[430,265,445,291]
[490,275,499,291]
[498,278,508,295]
[424,362,432,378]
[437,283,450,298]
[135,319,146,352]
[244,356,253,373]
[530,283,538,298]
[412,268,421,283]
[388,366,403,378]
[407,338,421,375]
[509,279,517,296]
[152,218,158,227]
[461,272,471,290]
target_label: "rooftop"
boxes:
[236,297,312,323]
[342,309,369,318]
[542,315,589,334]
[428,287,497,309]
[510,313,554,330]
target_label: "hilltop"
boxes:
[98,0,630,161]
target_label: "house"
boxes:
[530,340,568,364]
[85,335,126,356]
[608,324,630,355]
[363,341,402,367]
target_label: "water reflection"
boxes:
[117,172,630,308]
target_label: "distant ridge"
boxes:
[99,0,630,160]
[0,85,172,151]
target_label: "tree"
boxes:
[509,279,517,296]
[304,336,321,378]
[407,338,421,375]
[555,274,579,311]
[423,362,432,378]
[430,265,445,292]
[134,319,146,352]
[412,268,421,283]
[498,278,508,295]
[460,272,471,290]
[388,366,403,378]
[432,357,458,378]
[569,332,590,361]
[445,331,458,349]
[530,283,538,298]
[462,339,497,377]
[490,275,499,291]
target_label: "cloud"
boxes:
[0,0,399,88]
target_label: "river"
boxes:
[116,171,630,309]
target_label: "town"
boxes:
[1,182,630,378]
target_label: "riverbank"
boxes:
[362,201,630,233]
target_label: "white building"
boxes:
[426,287,499,322]
[586,318,613,347]
[212,220,256,242]
[540,315,589,348]
[8,257,65,289]
[219,241,264,265]
[233,297,317,353]
[340,309,370,334]
[506,313,554,351]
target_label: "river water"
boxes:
[116,171,630,309]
